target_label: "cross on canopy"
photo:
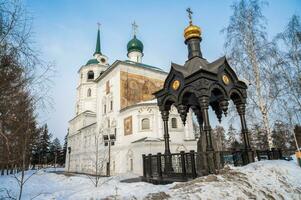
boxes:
[186,8,193,24]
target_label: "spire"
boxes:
[94,22,102,56]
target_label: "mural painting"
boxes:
[120,71,164,109]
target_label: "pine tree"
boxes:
[38,124,52,165]
[62,134,68,165]
[251,124,269,150]
[226,124,242,150]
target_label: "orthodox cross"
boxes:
[97,22,101,29]
[132,21,138,36]
[186,8,193,24]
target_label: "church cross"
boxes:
[97,22,101,29]
[186,8,193,24]
[132,21,138,36]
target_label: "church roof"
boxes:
[127,35,143,53]
[94,60,167,82]
[124,60,164,72]
[86,58,100,65]
[94,28,102,56]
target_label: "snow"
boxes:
[0,160,300,200]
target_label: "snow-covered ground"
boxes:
[0,160,300,200]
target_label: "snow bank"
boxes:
[0,160,300,200]
[157,160,301,200]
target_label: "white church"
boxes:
[65,24,197,175]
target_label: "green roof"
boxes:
[94,28,102,56]
[127,35,143,53]
[86,58,99,65]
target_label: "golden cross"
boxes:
[186,8,193,24]
[132,21,138,36]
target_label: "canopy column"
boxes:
[236,102,254,163]
[160,110,171,155]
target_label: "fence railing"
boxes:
[142,148,286,183]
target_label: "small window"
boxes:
[104,104,106,114]
[171,118,177,128]
[87,70,94,80]
[108,119,110,128]
[110,101,113,111]
[141,118,150,130]
[87,88,91,97]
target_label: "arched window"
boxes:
[87,88,91,97]
[141,118,150,130]
[171,118,177,128]
[87,70,94,80]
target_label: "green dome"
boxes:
[127,35,143,53]
[86,58,99,65]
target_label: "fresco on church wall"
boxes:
[120,71,164,109]
[124,116,133,135]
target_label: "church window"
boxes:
[108,119,110,128]
[87,88,91,97]
[171,118,178,128]
[87,70,94,80]
[141,118,150,130]
[110,100,113,111]
[106,81,110,94]
[104,104,106,114]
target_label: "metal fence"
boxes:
[142,148,286,184]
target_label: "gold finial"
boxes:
[186,8,193,25]
[184,8,201,40]
[132,21,138,36]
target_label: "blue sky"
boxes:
[24,0,301,142]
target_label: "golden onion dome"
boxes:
[184,23,201,40]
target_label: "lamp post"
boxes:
[103,129,116,176]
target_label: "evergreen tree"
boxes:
[251,124,269,149]
[226,124,241,150]
[38,124,52,165]
[49,137,62,165]
[62,133,68,164]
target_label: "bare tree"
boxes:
[87,126,109,187]
[0,0,54,199]
[222,0,283,148]
[274,15,301,126]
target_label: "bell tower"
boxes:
[75,24,109,115]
